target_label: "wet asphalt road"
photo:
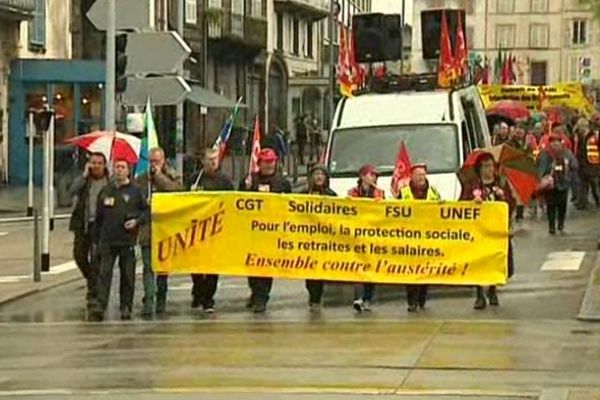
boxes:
[0,209,599,399]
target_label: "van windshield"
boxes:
[328,124,459,177]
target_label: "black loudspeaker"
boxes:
[353,13,403,63]
[420,9,466,60]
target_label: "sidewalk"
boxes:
[0,219,80,305]
[0,186,71,217]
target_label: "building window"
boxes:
[306,22,314,59]
[292,18,299,56]
[28,0,46,48]
[495,24,515,48]
[276,13,283,50]
[185,0,197,24]
[497,0,515,13]
[530,61,547,85]
[531,0,548,12]
[232,0,244,15]
[529,24,549,48]
[250,0,263,18]
[466,26,474,49]
[572,19,588,45]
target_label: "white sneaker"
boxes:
[353,299,363,313]
[362,300,372,312]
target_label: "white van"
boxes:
[324,80,491,200]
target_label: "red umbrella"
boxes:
[458,144,539,204]
[66,131,141,164]
[486,100,531,121]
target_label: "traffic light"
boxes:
[115,34,128,94]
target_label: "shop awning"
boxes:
[187,85,246,109]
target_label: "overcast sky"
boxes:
[371,0,413,25]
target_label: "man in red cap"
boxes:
[398,163,441,312]
[240,148,292,313]
[348,164,384,312]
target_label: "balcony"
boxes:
[274,0,329,21]
[0,0,35,20]
[206,5,267,61]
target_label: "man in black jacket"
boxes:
[189,147,234,312]
[69,152,109,309]
[301,164,336,312]
[92,159,149,321]
[240,148,292,313]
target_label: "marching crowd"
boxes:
[69,111,599,322]
[491,113,599,233]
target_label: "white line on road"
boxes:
[0,260,77,284]
[540,251,586,271]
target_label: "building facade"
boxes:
[1,0,72,184]
[412,0,600,86]
[273,0,328,131]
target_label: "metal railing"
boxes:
[275,0,328,11]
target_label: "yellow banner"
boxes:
[152,192,509,286]
[479,83,595,116]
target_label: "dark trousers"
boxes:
[248,277,273,305]
[156,274,169,309]
[297,140,306,164]
[191,274,219,308]
[515,205,524,220]
[353,283,374,302]
[406,285,428,307]
[96,244,136,314]
[544,190,568,230]
[73,224,99,303]
[578,170,600,206]
[305,280,324,304]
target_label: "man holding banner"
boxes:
[460,153,515,310]
[240,148,292,313]
[138,147,182,317]
[398,164,442,312]
[189,147,234,312]
[301,164,337,313]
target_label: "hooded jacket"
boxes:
[301,164,337,196]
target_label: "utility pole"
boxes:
[328,0,337,121]
[105,0,116,131]
[176,0,185,173]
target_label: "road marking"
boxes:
[0,261,77,283]
[0,232,7,237]
[541,251,586,271]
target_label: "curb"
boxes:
[577,249,600,322]
[0,274,82,307]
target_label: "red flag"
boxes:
[390,141,412,198]
[338,23,354,97]
[249,116,262,174]
[454,15,467,78]
[437,10,456,88]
